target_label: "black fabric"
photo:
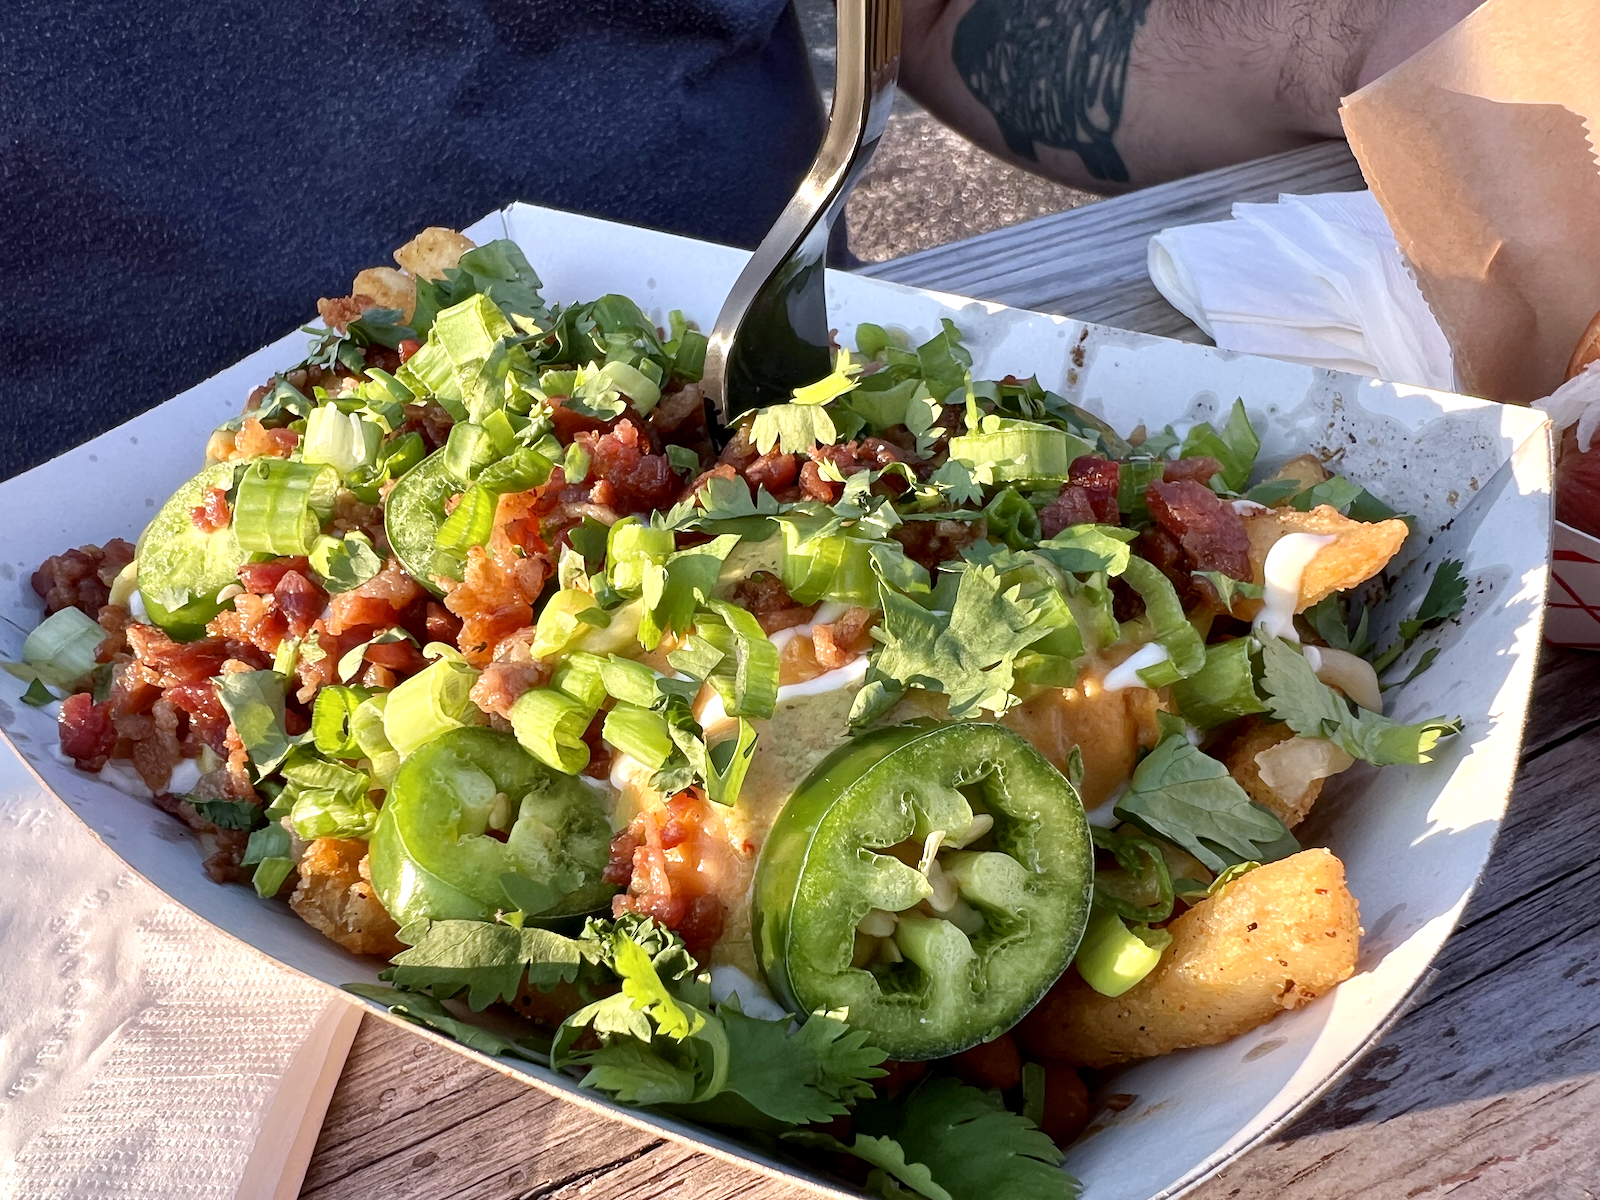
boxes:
[0,0,822,477]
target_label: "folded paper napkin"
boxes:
[1147,190,1455,391]
[0,747,353,1200]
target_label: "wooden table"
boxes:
[302,141,1600,1200]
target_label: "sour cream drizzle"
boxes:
[1255,533,1334,643]
[1100,642,1169,692]
[775,655,869,702]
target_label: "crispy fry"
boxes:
[352,266,417,323]
[1244,504,1408,610]
[1017,849,1360,1067]
[1263,453,1331,497]
[289,836,405,957]
[1216,719,1352,828]
[394,226,475,281]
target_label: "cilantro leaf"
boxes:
[851,1076,1079,1200]
[1032,524,1138,576]
[792,348,864,406]
[613,934,704,1040]
[1179,398,1259,492]
[214,670,295,777]
[639,535,740,650]
[343,983,547,1062]
[386,918,586,1010]
[1257,636,1461,765]
[858,565,1054,723]
[571,1038,700,1105]
[1399,558,1468,644]
[924,459,983,506]
[1114,735,1298,874]
[1195,571,1265,612]
[309,531,384,594]
[184,795,263,831]
[749,403,839,455]
[712,1007,887,1126]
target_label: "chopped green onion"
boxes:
[531,588,603,659]
[778,519,877,607]
[383,656,482,757]
[599,655,663,708]
[701,600,778,720]
[551,651,608,710]
[233,460,339,556]
[607,517,675,593]
[380,431,428,481]
[602,702,675,769]
[444,421,498,485]
[303,405,382,478]
[1169,638,1269,730]
[433,485,497,577]
[948,416,1095,486]
[1074,910,1171,997]
[507,687,592,774]
[1119,557,1206,686]
[562,442,591,485]
[597,360,661,414]
[477,445,554,495]
[351,693,399,784]
[312,685,373,758]
[705,717,758,806]
[17,606,107,690]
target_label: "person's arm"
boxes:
[899,0,1482,192]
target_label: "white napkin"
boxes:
[0,748,356,1199]
[1147,191,1456,390]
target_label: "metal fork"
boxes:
[701,0,903,433]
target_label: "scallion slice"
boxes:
[17,606,107,690]
[233,460,339,556]
[383,656,482,757]
[602,702,675,769]
[507,687,592,774]
[311,685,373,758]
[303,405,382,478]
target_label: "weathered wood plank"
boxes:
[861,140,1364,338]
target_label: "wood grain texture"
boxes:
[304,147,1592,1200]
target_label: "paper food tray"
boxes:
[0,203,1554,1200]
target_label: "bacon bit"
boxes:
[731,572,817,634]
[163,681,231,755]
[746,448,799,494]
[233,416,299,460]
[397,338,422,363]
[611,796,727,962]
[1163,456,1225,486]
[1145,479,1252,582]
[399,400,455,451]
[59,693,117,769]
[189,487,232,533]
[95,604,133,663]
[364,344,401,374]
[208,593,288,656]
[443,489,552,665]
[128,698,184,792]
[316,293,374,332]
[575,420,679,515]
[813,607,877,670]
[469,659,552,719]
[273,570,328,638]
[603,830,640,886]
[238,557,312,595]
[1040,456,1121,536]
[126,625,232,687]
[424,601,462,644]
[678,461,743,504]
[324,557,421,636]
[648,384,713,463]
[891,517,986,572]
[31,539,135,616]
[800,439,909,503]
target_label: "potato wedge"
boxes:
[1017,849,1360,1067]
[1244,504,1408,610]
[1215,719,1352,828]
[1003,663,1166,807]
[394,226,475,281]
[352,266,417,323]
[290,837,405,957]
[1263,453,1331,497]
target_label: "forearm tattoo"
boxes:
[952,0,1151,183]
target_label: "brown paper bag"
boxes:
[1341,0,1600,404]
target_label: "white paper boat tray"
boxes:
[0,203,1554,1200]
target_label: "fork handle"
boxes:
[702,0,903,429]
